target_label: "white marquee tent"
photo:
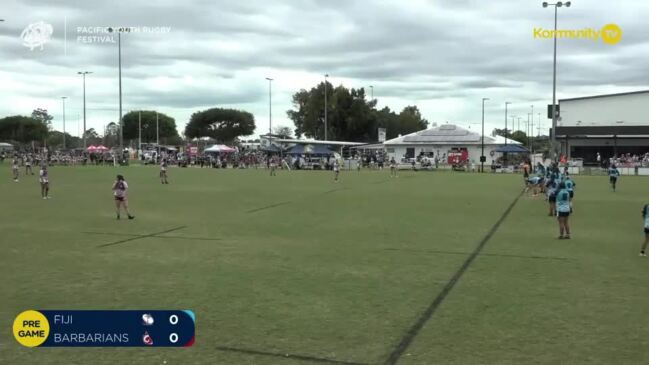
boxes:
[383,124,522,165]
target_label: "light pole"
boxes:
[538,112,542,137]
[61,97,67,149]
[527,113,531,150]
[138,111,142,154]
[481,97,489,173]
[77,71,91,148]
[543,1,571,160]
[156,112,159,158]
[369,85,374,101]
[266,77,273,137]
[518,117,521,132]
[504,102,511,166]
[324,74,329,141]
[108,27,129,153]
[530,105,535,151]
[119,31,123,152]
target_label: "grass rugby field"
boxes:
[1,165,648,364]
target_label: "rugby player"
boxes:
[112,174,135,220]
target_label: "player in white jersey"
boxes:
[39,165,50,199]
[112,174,135,220]
[12,158,19,182]
[160,159,169,184]
[25,155,34,175]
[269,156,277,176]
[333,159,340,182]
[389,157,398,178]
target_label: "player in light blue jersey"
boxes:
[546,178,558,216]
[526,175,543,197]
[564,176,575,198]
[641,204,649,257]
[556,182,571,239]
[608,164,620,191]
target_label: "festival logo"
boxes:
[21,21,54,51]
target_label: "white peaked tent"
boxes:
[204,144,236,153]
[383,124,521,164]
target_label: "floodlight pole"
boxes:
[324,74,329,141]
[138,111,142,154]
[530,105,535,152]
[61,97,67,149]
[504,102,511,166]
[527,113,531,150]
[156,112,160,157]
[77,71,91,149]
[481,97,489,173]
[118,31,123,153]
[543,1,571,160]
[266,77,273,137]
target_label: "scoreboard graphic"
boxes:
[13,310,195,347]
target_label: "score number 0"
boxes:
[169,315,179,344]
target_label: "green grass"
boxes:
[0,165,648,364]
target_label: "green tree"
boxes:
[31,108,54,130]
[0,115,49,144]
[273,126,293,139]
[122,111,179,144]
[287,83,427,142]
[103,122,120,147]
[185,108,255,143]
[288,83,375,141]
[397,105,429,135]
[83,128,102,146]
[47,130,81,149]
[508,130,528,145]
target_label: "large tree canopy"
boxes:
[0,115,49,143]
[185,108,255,143]
[287,82,428,142]
[122,111,179,143]
[47,130,82,149]
[273,125,293,139]
[31,108,53,131]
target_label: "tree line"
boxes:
[0,82,431,149]
[288,82,428,141]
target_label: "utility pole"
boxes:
[61,96,67,149]
[324,74,329,141]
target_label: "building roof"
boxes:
[272,138,365,146]
[384,124,521,146]
[559,90,649,102]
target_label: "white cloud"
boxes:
[0,0,648,139]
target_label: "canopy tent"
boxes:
[285,144,334,156]
[260,144,283,153]
[204,144,236,153]
[86,145,97,152]
[494,144,529,153]
[0,142,14,151]
[96,145,109,152]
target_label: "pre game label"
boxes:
[13,310,195,347]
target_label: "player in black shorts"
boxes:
[608,164,620,191]
[112,174,135,220]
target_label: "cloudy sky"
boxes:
[0,0,647,139]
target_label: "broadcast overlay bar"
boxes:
[13,310,195,347]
